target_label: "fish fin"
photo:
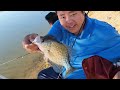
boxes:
[64,67,76,79]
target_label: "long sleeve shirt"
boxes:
[47,16,120,79]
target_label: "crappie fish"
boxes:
[32,35,75,78]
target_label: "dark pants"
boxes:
[37,67,62,79]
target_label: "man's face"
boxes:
[57,11,85,35]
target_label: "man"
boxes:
[45,12,58,27]
[22,11,120,79]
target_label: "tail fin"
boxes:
[64,67,76,79]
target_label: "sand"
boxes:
[23,53,51,79]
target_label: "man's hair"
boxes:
[45,12,58,25]
[55,11,88,15]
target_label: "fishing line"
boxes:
[0,53,31,66]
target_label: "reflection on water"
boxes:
[0,11,52,79]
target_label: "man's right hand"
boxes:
[22,33,41,53]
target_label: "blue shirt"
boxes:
[47,16,120,79]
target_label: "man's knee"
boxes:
[113,71,120,79]
[37,67,61,79]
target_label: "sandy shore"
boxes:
[24,59,51,79]
[23,53,51,79]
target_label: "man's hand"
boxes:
[113,71,120,79]
[22,33,41,53]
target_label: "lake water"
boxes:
[0,11,52,78]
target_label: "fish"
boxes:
[32,35,76,78]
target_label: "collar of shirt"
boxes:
[77,16,93,39]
